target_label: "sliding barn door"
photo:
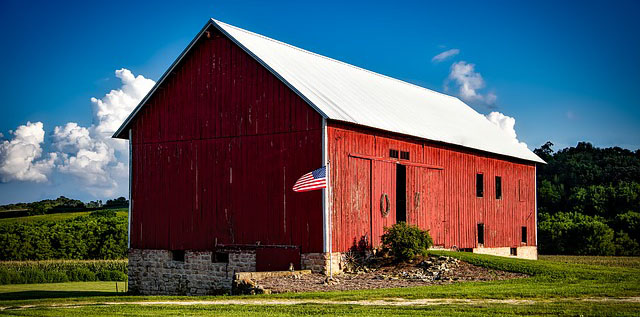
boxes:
[371,160,396,247]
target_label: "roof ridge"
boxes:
[213,19,459,101]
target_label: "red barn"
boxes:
[114,19,544,295]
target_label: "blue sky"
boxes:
[0,0,639,204]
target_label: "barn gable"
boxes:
[126,22,324,252]
[115,19,543,164]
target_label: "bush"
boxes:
[538,212,616,255]
[381,222,433,261]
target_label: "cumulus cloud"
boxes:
[432,48,460,62]
[52,69,155,196]
[485,112,528,149]
[91,69,155,141]
[0,122,56,183]
[447,61,497,105]
[0,68,154,196]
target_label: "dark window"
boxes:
[477,223,484,245]
[510,247,518,256]
[212,251,229,263]
[171,250,185,262]
[495,176,502,199]
[522,227,527,244]
[396,164,406,223]
[400,151,410,160]
[476,174,484,197]
[389,149,399,158]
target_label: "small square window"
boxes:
[171,250,185,262]
[212,251,229,263]
[389,149,399,158]
[510,247,518,256]
[476,174,484,197]
[400,151,410,160]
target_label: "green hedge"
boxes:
[0,260,127,284]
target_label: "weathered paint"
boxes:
[129,26,324,252]
[327,121,536,252]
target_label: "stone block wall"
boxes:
[128,249,256,295]
[472,246,538,260]
[301,252,343,274]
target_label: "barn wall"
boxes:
[129,27,324,252]
[327,121,537,252]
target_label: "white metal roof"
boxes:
[115,19,544,164]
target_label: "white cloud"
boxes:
[91,69,155,141]
[447,61,497,105]
[485,111,528,149]
[0,122,56,183]
[432,49,460,62]
[52,69,155,196]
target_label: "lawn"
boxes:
[540,255,640,269]
[0,252,639,316]
[0,209,127,225]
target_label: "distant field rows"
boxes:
[0,209,127,225]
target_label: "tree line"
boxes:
[534,142,640,255]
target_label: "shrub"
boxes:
[381,222,433,261]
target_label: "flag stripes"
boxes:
[293,166,327,192]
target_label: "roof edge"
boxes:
[112,19,215,139]
[113,18,330,140]
[327,119,546,164]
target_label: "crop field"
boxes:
[0,252,639,316]
[0,209,127,225]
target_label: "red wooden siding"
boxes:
[129,26,324,252]
[327,121,536,252]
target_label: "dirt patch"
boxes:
[254,255,526,293]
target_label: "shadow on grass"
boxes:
[0,290,118,301]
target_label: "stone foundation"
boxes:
[301,252,343,274]
[128,248,256,295]
[471,246,538,260]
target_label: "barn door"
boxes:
[406,166,445,245]
[406,165,427,228]
[371,160,396,247]
[345,157,372,251]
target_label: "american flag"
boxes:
[293,166,327,192]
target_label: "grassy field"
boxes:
[0,252,638,316]
[0,209,127,225]
[540,255,640,269]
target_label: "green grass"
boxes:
[0,253,639,315]
[0,281,126,302]
[540,255,640,269]
[0,209,127,225]
[2,302,640,317]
